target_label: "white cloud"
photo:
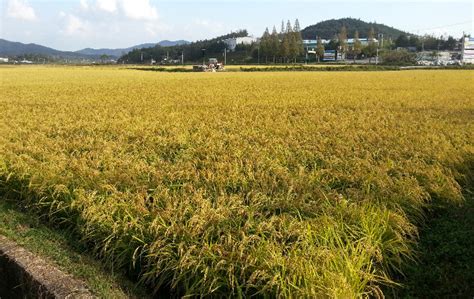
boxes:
[79,0,90,10]
[121,0,158,20]
[193,18,225,33]
[145,22,171,37]
[60,13,91,36]
[77,0,159,20]
[96,0,118,13]
[7,0,37,21]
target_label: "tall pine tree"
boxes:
[292,19,304,62]
[316,36,325,62]
[364,27,378,63]
[260,27,271,63]
[280,20,285,40]
[270,26,280,63]
[338,25,348,59]
[352,30,362,62]
[279,20,292,63]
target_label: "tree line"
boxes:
[259,19,304,63]
[394,34,459,51]
[260,22,462,64]
[329,26,379,62]
[119,30,250,64]
[118,21,464,65]
[260,22,379,63]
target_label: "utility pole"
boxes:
[181,52,184,65]
[224,48,227,65]
[437,40,440,65]
[305,45,308,64]
[461,31,465,65]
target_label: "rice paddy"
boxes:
[0,66,473,297]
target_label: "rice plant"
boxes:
[0,67,472,297]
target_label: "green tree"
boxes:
[289,33,298,63]
[280,20,285,40]
[351,30,362,62]
[444,36,456,51]
[395,34,409,48]
[316,36,325,62]
[291,19,304,63]
[364,27,378,63]
[260,27,271,63]
[338,25,348,59]
[382,37,394,50]
[380,49,416,65]
[100,54,109,63]
[286,20,292,34]
[280,20,292,63]
[270,26,280,63]
[280,35,290,63]
[294,18,301,32]
[326,33,339,51]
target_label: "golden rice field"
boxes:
[0,66,473,297]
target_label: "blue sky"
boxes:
[1,0,473,51]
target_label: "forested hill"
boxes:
[119,30,249,64]
[301,18,408,39]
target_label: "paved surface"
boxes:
[0,235,95,299]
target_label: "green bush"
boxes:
[381,49,417,66]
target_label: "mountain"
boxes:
[301,18,408,40]
[0,39,90,59]
[75,40,190,58]
[119,30,249,63]
[0,39,190,60]
[157,40,190,47]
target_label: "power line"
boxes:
[412,20,472,32]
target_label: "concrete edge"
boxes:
[0,235,95,299]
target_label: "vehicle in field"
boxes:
[193,58,225,72]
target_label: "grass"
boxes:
[131,65,398,73]
[0,198,150,298]
[0,67,473,297]
[394,158,474,298]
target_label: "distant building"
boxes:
[223,36,258,51]
[396,46,417,52]
[323,50,337,61]
[462,37,474,64]
[303,38,379,61]
[303,38,378,51]
[208,58,219,64]
[0,57,9,63]
[304,38,378,60]
[303,39,331,48]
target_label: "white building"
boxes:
[303,38,378,50]
[0,57,9,63]
[462,37,474,64]
[223,36,258,51]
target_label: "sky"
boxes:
[1,0,473,51]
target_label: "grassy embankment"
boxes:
[0,199,149,298]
